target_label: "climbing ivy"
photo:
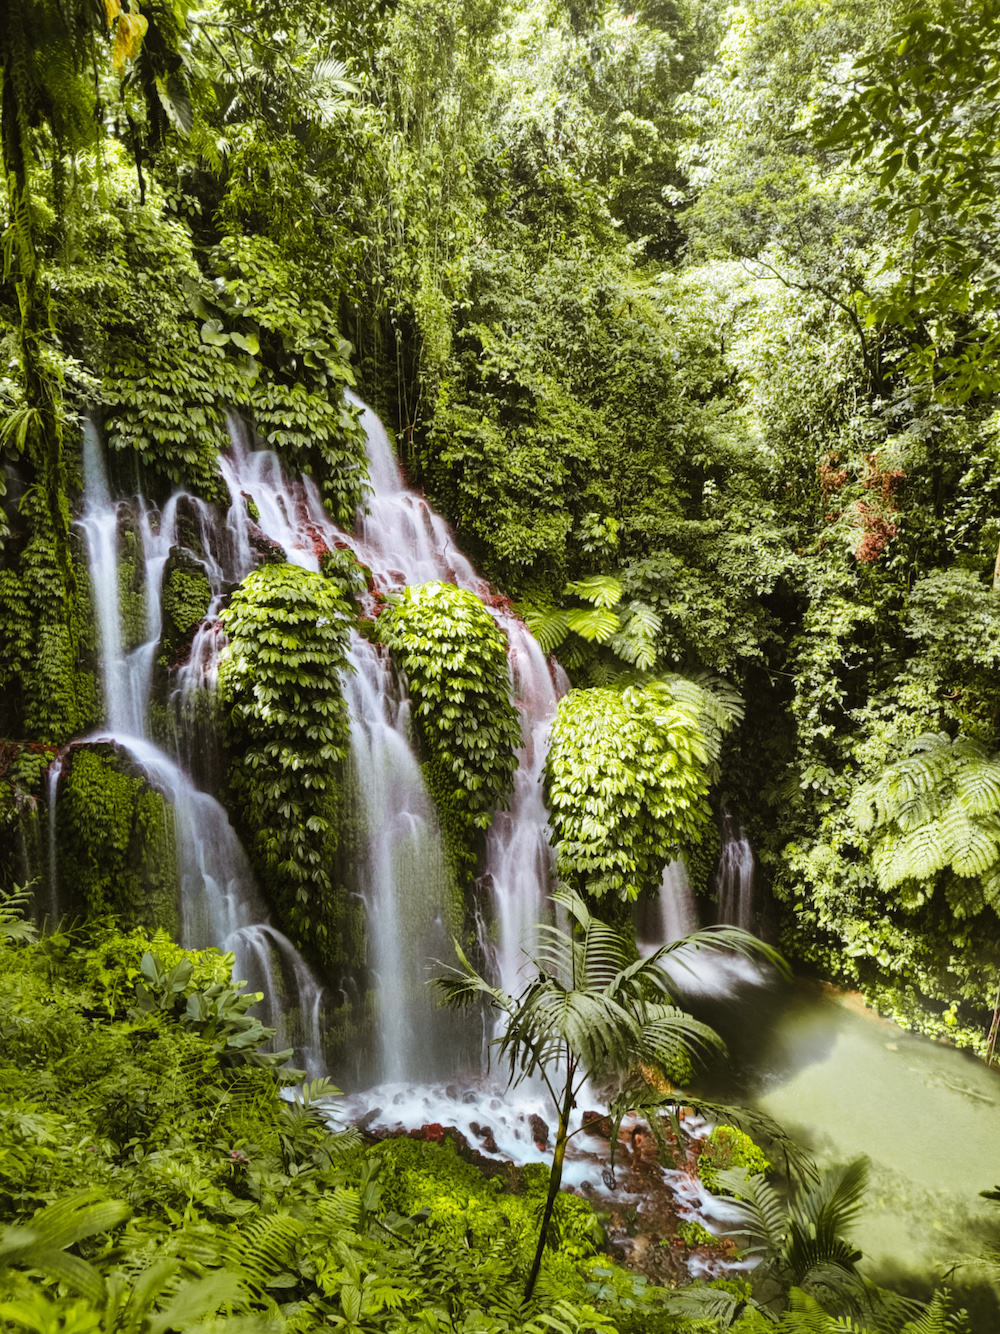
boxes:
[375,582,520,882]
[218,562,355,963]
[545,682,712,902]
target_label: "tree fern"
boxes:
[562,575,623,609]
[850,733,1000,916]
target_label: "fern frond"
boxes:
[712,1169,788,1254]
[522,606,570,654]
[565,607,620,643]
[897,824,947,884]
[220,1213,305,1294]
[563,575,623,609]
[955,753,1000,815]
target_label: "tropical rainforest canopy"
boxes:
[3,0,1000,1328]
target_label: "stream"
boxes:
[691,974,1000,1321]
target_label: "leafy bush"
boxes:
[219,563,355,959]
[698,1125,772,1195]
[375,581,520,880]
[545,682,712,900]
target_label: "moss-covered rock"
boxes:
[697,1125,772,1195]
[56,744,179,931]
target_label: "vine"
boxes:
[375,581,520,883]
[218,562,356,965]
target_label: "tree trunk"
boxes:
[524,1070,575,1300]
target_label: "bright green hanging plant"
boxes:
[375,581,520,880]
[218,562,356,959]
[544,680,714,901]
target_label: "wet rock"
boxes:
[582,1110,612,1138]
[446,1085,458,1101]
[470,1122,499,1154]
[528,1114,549,1149]
[462,1090,478,1104]
[248,529,287,566]
[356,1107,383,1131]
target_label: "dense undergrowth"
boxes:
[0,890,735,1334]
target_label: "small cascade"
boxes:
[715,811,755,931]
[342,634,457,1083]
[42,757,63,923]
[347,395,481,591]
[74,426,325,1070]
[636,860,699,958]
[484,619,567,996]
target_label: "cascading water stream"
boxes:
[75,421,324,1073]
[343,634,455,1081]
[484,621,567,997]
[715,811,755,931]
[43,756,63,923]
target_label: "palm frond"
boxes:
[648,924,790,980]
[712,1169,789,1256]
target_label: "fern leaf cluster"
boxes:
[850,733,1000,916]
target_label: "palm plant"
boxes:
[435,887,783,1298]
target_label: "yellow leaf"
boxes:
[104,0,121,24]
[113,11,149,71]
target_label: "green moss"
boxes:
[698,1125,772,1195]
[117,520,148,652]
[371,1137,604,1283]
[674,1218,718,1248]
[57,747,179,932]
[162,566,211,638]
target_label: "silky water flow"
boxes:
[69,420,324,1072]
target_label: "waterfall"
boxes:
[343,635,456,1081]
[71,398,571,1088]
[484,619,567,996]
[44,756,63,923]
[75,424,324,1073]
[715,811,755,931]
[344,397,568,999]
[636,859,699,957]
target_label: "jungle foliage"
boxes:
[3,0,1000,1317]
[375,581,521,882]
[0,889,683,1334]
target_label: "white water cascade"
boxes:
[343,634,455,1081]
[715,811,755,931]
[43,756,63,923]
[636,859,699,957]
[215,399,568,1081]
[345,398,569,999]
[75,421,324,1072]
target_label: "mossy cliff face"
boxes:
[56,744,179,932]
